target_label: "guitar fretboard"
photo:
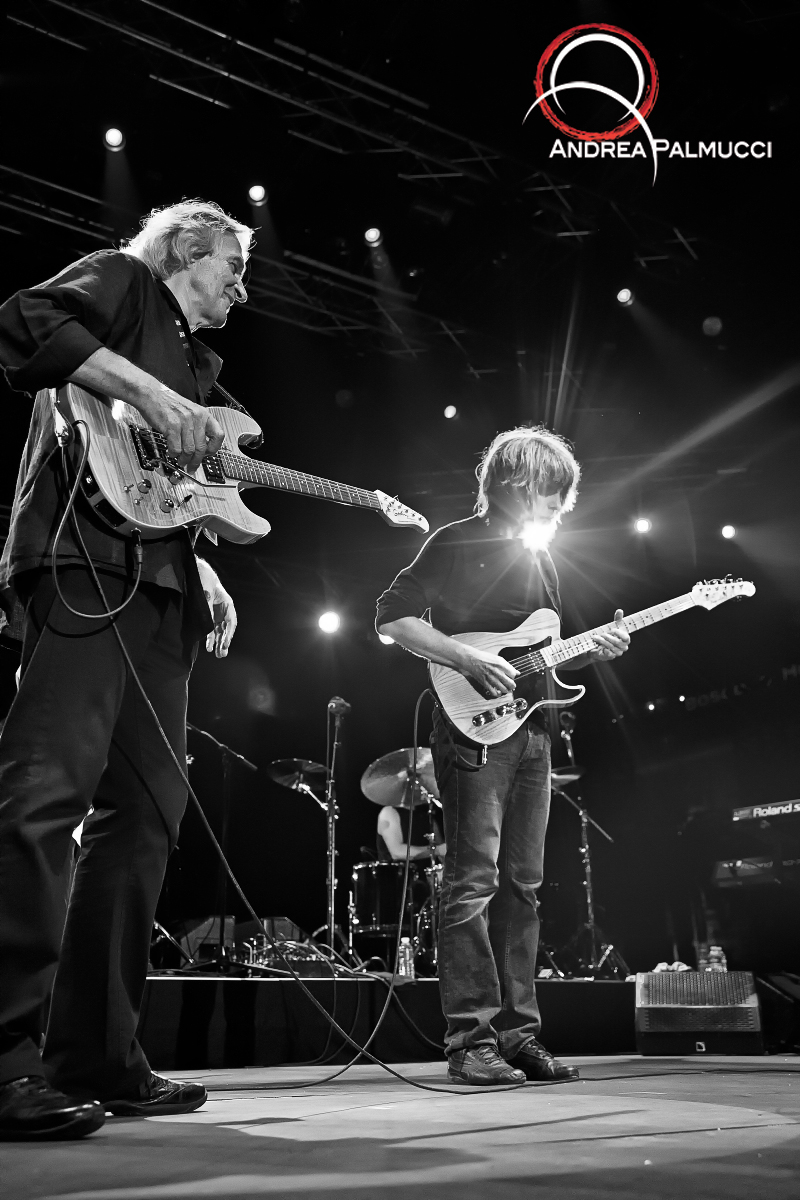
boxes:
[209,450,381,511]
[511,593,696,675]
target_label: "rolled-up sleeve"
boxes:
[375,528,455,630]
[0,251,138,394]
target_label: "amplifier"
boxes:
[635,971,764,1054]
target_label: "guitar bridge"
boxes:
[495,699,529,718]
[473,697,529,727]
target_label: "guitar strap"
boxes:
[535,548,562,619]
[156,279,264,456]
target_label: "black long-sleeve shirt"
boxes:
[375,515,562,635]
[0,249,220,630]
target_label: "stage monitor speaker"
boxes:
[178,915,235,962]
[635,971,764,1054]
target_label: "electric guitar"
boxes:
[429,578,756,746]
[53,383,428,544]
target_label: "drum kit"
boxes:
[267,745,443,973]
[264,711,629,980]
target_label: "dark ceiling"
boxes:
[1,1,799,962]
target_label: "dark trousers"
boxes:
[431,709,551,1057]
[0,568,195,1097]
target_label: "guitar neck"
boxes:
[542,593,696,667]
[215,449,381,512]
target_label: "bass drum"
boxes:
[351,862,420,934]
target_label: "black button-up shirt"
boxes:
[0,249,220,631]
[376,515,562,634]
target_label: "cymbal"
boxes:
[551,765,585,788]
[361,747,439,809]
[267,758,327,792]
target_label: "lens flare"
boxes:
[520,519,557,552]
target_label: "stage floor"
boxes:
[3,1055,800,1199]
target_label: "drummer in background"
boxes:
[376,804,446,863]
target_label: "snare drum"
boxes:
[351,862,419,934]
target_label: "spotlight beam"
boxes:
[586,364,800,516]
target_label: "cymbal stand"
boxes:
[187,721,257,973]
[553,783,614,969]
[419,785,441,969]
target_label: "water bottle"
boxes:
[397,937,416,979]
[708,944,728,972]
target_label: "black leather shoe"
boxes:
[0,1076,105,1140]
[507,1037,580,1082]
[104,1072,207,1117]
[447,1045,526,1086]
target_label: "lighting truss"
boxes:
[16,0,597,239]
[0,163,488,367]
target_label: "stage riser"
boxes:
[138,978,636,1068]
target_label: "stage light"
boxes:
[378,633,394,645]
[444,405,457,419]
[634,517,652,533]
[721,524,736,539]
[318,611,341,633]
[364,227,383,246]
[103,127,125,151]
[646,702,655,711]
[616,288,633,307]
[248,183,267,206]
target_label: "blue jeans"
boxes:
[431,708,551,1057]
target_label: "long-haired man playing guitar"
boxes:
[377,426,629,1085]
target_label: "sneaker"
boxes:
[447,1045,526,1086]
[507,1037,580,1082]
[0,1076,105,1141]
[104,1072,207,1116]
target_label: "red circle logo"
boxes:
[533,24,659,142]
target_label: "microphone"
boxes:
[327,696,351,716]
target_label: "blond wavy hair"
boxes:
[475,425,581,516]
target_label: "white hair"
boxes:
[122,199,254,280]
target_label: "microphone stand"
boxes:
[555,713,629,978]
[323,698,349,951]
[187,721,257,973]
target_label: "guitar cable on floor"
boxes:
[27,418,562,1096]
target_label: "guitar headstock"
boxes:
[374,490,429,533]
[691,577,756,610]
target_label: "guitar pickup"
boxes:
[131,426,159,472]
[202,454,226,484]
